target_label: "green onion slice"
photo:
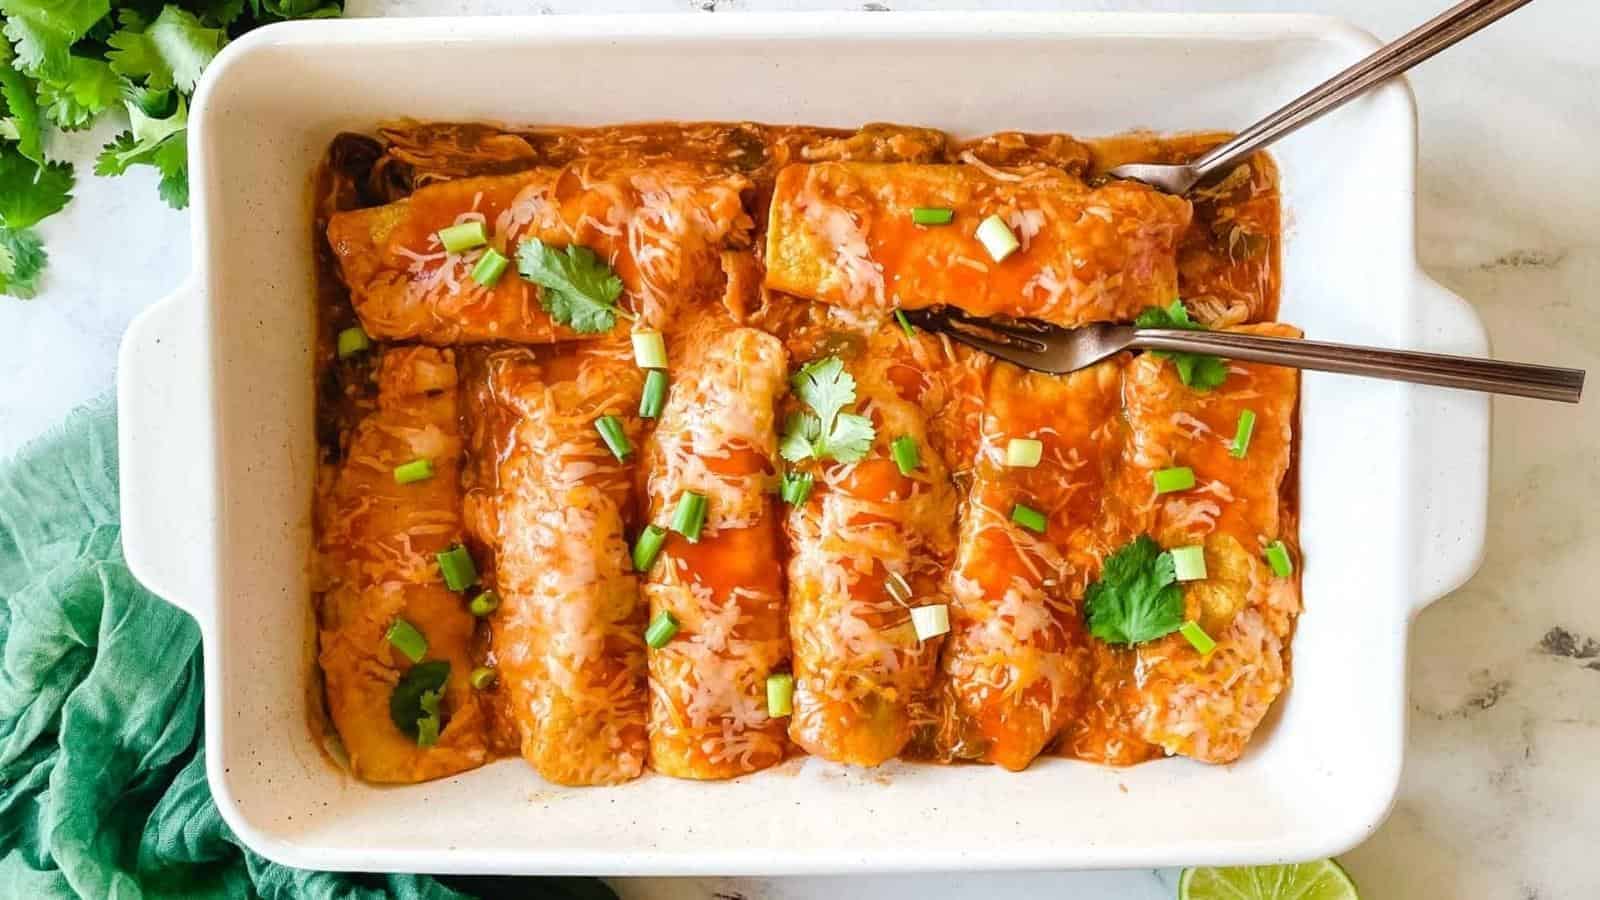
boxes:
[437,221,488,253]
[393,458,434,485]
[1011,503,1047,534]
[976,214,1020,262]
[912,207,955,226]
[469,666,498,690]
[911,604,950,641]
[1230,410,1257,459]
[884,570,913,604]
[1170,545,1207,582]
[639,369,669,419]
[632,330,668,370]
[594,414,632,461]
[766,673,795,717]
[1179,620,1217,655]
[632,525,667,573]
[385,618,428,663]
[336,326,370,359]
[471,248,509,287]
[1153,466,1196,494]
[891,435,921,475]
[1265,540,1295,577]
[671,491,708,543]
[894,308,916,339]
[468,590,500,617]
[779,470,814,507]
[645,611,679,649]
[436,544,479,592]
[1005,438,1043,468]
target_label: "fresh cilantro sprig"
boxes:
[515,238,626,334]
[779,356,877,465]
[1135,300,1230,390]
[0,0,344,298]
[1084,535,1185,645]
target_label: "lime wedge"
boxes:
[1179,859,1359,900]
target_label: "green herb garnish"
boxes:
[388,659,450,741]
[779,356,877,465]
[515,237,625,334]
[1135,300,1230,390]
[1084,535,1185,646]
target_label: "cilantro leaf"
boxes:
[1135,299,1230,391]
[35,56,120,130]
[106,6,225,94]
[0,224,45,298]
[515,238,624,334]
[94,97,189,208]
[0,144,72,229]
[1084,535,1185,645]
[388,659,450,738]
[0,0,110,80]
[779,356,879,463]
[0,50,44,163]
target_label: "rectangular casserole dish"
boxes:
[114,12,1490,875]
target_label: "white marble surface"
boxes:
[4,1,1597,897]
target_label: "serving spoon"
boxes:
[904,307,1584,403]
[1110,0,1536,194]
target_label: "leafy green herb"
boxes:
[779,356,878,465]
[388,659,450,739]
[1083,535,1185,645]
[0,0,344,298]
[515,238,625,334]
[1135,300,1230,390]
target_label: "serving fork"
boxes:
[1109,0,1537,194]
[903,306,1584,403]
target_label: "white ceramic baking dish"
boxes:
[115,12,1490,876]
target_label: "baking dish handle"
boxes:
[117,281,215,625]
[1406,272,1491,615]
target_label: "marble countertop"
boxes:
[4,1,1595,897]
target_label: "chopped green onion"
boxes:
[471,248,509,287]
[1170,545,1207,582]
[1265,540,1295,577]
[766,672,795,717]
[385,619,428,663]
[1230,410,1257,459]
[436,544,479,592]
[894,308,916,339]
[1153,466,1196,494]
[884,570,913,604]
[911,604,950,641]
[1005,438,1043,468]
[1179,620,1217,655]
[671,491,708,543]
[393,458,434,485]
[469,666,498,690]
[632,525,667,573]
[415,712,440,747]
[1011,503,1047,534]
[632,330,669,370]
[891,435,921,475]
[437,221,488,253]
[468,590,500,617]
[780,470,814,507]
[645,611,679,649]
[336,326,370,359]
[912,206,955,226]
[594,414,632,461]
[639,369,669,419]
[976,214,1020,262]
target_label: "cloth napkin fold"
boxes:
[0,397,614,900]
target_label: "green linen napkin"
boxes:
[0,397,615,900]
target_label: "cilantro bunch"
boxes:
[0,0,343,298]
